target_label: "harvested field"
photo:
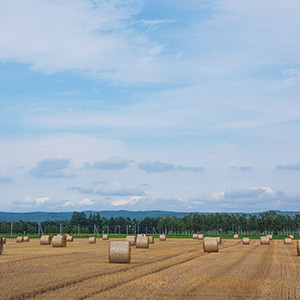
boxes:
[0,238,300,299]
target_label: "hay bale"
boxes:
[109,241,131,263]
[89,237,96,244]
[126,236,136,246]
[149,236,154,244]
[242,237,250,245]
[159,234,166,241]
[203,237,218,252]
[198,234,204,240]
[136,236,149,248]
[66,235,73,242]
[284,238,293,245]
[16,236,23,243]
[0,237,3,255]
[234,234,240,239]
[216,237,222,244]
[23,236,30,242]
[52,235,67,247]
[260,236,270,245]
[193,234,198,239]
[267,234,273,240]
[297,240,300,256]
[40,235,52,245]
[103,234,109,240]
[2,237,6,244]
[287,235,294,240]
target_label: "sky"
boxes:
[1,0,300,213]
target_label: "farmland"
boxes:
[1,238,300,299]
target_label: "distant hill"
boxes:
[0,210,299,223]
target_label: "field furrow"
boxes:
[1,238,299,300]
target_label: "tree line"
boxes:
[0,210,299,235]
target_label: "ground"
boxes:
[1,238,299,299]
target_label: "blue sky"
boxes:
[1,0,300,212]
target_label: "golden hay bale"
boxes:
[193,234,198,239]
[260,236,270,245]
[103,234,109,240]
[89,237,96,244]
[40,235,52,245]
[297,240,300,256]
[109,241,131,263]
[0,237,3,255]
[284,238,292,245]
[126,236,136,246]
[234,234,240,239]
[267,234,273,240]
[23,236,30,242]
[198,234,204,240]
[16,236,23,243]
[287,235,294,240]
[52,235,67,247]
[242,237,250,245]
[216,237,222,244]
[159,234,166,241]
[2,237,6,244]
[136,236,149,248]
[66,236,73,242]
[203,237,218,253]
[148,236,154,244]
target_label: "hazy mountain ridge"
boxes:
[0,210,299,223]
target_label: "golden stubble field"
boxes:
[1,238,300,300]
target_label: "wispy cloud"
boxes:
[84,156,134,170]
[29,158,76,178]
[275,163,300,171]
[70,182,144,196]
[231,166,253,171]
[0,175,13,183]
[137,160,203,173]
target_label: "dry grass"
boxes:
[0,238,299,299]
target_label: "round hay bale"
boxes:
[0,237,3,255]
[136,236,149,248]
[109,241,131,263]
[23,236,30,242]
[242,237,250,245]
[287,235,294,240]
[159,234,166,241]
[148,236,154,244]
[297,240,300,256]
[260,236,270,245]
[267,234,273,240]
[216,237,222,244]
[103,234,109,240]
[234,234,240,239]
[66,236,73,242]
[89,237,96,244]
[203,237,218,253]
[198,234,204,240]
[193,234,198,239]
[126,236,136,246]
[2,237,6,244]
[52,235,67,247]
[40,235,52,245]
[16,236,23,243]
[284,238,293,245]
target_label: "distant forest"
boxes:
[1,210,300,235]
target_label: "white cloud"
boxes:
[0,0,167,84]
[79,198,94,205]
[111,196,141,206]
[35,196,49,205]
[61,200,72,207]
